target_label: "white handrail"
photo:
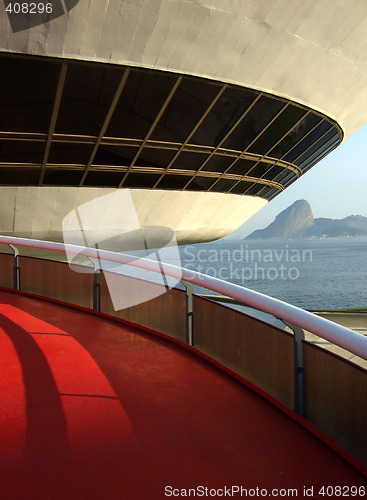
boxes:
[1,236,366,361]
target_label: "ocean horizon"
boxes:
[172,236,367,311]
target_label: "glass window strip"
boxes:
[269,112,322,160]
[221,103,290,183]
[297,136,340,174]
[182,93,263,190]
[207,100,291,191]
[0,53,343,197]
[289,124,339,167]
[152,85,228,188]
[296,129,339,169]
[247,105,307,156]
[118,76,183,188]
[79,68,131,186]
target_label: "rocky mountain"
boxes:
[246,200,367,239]
[246,200,314,239]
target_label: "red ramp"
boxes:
[0,291,365,499]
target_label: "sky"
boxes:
[229,123,367,238]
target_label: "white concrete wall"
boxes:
[1,0,367,138]
[0,186,267,244]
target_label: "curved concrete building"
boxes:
[1,0,367,243]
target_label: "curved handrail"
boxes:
[1,236,366,360]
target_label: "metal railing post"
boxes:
[8,244,20,290]
[88,257,101,312]
[93,271,101,312]
[181,280,194,346]
[283,320,306,417]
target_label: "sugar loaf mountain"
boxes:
[246,200,367,239]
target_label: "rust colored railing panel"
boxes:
[19,256,93,309]
[304,342,367,464]
[0,253,14,289]
[100,272,186,342]
[193,296,295,408]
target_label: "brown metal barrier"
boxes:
[100,271,187,342]
[0,253,14,289]
[19,256,94,309]
[193,295,295,409]
[304,342,367,464]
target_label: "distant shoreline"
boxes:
[225,235,367,242]
[243,235,367,241]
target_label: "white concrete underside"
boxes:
[1,0,367,138]
[0,187,267,245]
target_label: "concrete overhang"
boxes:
[1,0,367,138]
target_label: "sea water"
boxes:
[172,237,367,311]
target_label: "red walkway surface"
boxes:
[0,290,366,499]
